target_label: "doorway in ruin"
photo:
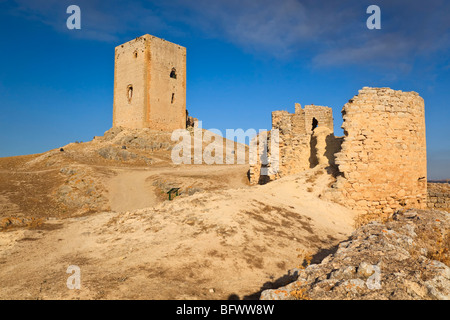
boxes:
[312,117,318,131]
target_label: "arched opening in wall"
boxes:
[134,51,138,58]
[312,117,318,131]
[127,85,133,103]
[170,68,177,79]
[171,93,175,104]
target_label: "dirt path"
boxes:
[107,168,158,212]
[105,164,250,213]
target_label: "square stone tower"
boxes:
[112,34,186,131]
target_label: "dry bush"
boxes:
[0,217,44,231]
[289,280,311,300]
[296,248,313,269]
[290,287,311,300]
[354,212,391,229]
[416,226,450,267]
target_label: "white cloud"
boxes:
[10,0,450,69]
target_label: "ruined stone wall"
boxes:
[113,34,186,131]
[304,105,334,134]
[332,87,427,215]
[249,104,334,185]
[427,183,450,212]
[248,131,273,185]
[273,110,311,178]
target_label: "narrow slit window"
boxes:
[170,68,177,79]
[127,85,133,103]
[171,93,175,104]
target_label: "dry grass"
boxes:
[416,226,450,267]
[354,212,391,229]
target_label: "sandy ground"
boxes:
[0,163,356,300]
[0,129,356,300]
[108,168,159,212]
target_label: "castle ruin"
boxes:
[111,35,428,216]
[112,35,187,131]
[250,87,427,216]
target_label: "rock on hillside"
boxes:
[261,209,450,300]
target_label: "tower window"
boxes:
[170,68,177,79]
[312,117,318,131]
[127,85,133,103]
[171,93,175,104]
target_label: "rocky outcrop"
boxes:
[260,209,449,300]
[54,165,110,215]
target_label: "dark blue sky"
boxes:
[0,0,449,179]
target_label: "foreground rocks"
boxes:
[261,209,449,300]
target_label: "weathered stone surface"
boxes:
[260,209,450,300]
[427,182,450,212]
[331,88,427,215]
[249,103,334,185]
[113,34,186,131]
[251,87,428,217]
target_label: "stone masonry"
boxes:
[249,103,334,184]
[331,87,427,215]
[427,182,450,212]
[113,34,187,131]
[251,87,428,216]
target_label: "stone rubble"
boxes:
[260,209,450,300]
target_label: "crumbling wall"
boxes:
[248,131,274,185]
[331,87,427,215]
[427,183,450,212]
[186,109,198,130]
[251,87,428,217]
[304,105,334,134]
[273,110,311,178]
[249,104,334,185]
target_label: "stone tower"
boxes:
[112,34,186,131]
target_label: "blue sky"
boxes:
[0,0,449,179]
